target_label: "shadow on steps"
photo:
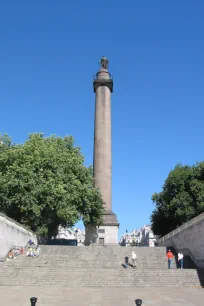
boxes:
[197,269,204,288]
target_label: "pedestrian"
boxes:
[28,239,34,246]
[124,256,129,268]
[178,252,184,269]
[166,249,174,269]
[131,251,137,269]
[8,251,14,259]
[20,247,24,255]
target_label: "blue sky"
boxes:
[1,1,204,237]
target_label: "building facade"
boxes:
[56,226,85,246]
[120,225,156,247]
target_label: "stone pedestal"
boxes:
[85,217,119,246]
[97,212,119,245]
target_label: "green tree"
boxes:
[151,163,204,237]
[0,133,104,238]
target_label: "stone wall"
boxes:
[157,212,204,268]
[0,213,37,260]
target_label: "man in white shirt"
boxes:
[131,251,137,269]
[178,252,184,269]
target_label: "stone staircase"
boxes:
[0,246,202,287]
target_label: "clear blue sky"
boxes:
[1,1,204,237]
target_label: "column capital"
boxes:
[93,79,113,93]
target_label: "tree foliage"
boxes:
[151,163,204,237]
[0,133,104,237]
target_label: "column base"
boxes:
[85,211,119,246]
[102,211,119,226]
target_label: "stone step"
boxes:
[4,257,176,262]
[5,261,171,266]
[0,272,198,279]
[0,275,199,281]
[0,278,199,283]
[4,256,178,269]
[4,258,176,262]
[0,246,201,288]
[5,263,176,268]
[4,262,176,267]
[5,256,173,261]
[0,281,200,287]
[39,246,167,255]
[0,269,197,274]
[1,266,193,272]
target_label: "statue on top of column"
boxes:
[99,56,108,70]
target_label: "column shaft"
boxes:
[93,85,112,212]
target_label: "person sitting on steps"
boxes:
[27,247,34,257]
[8,251,14,259]
[124,256,129,268]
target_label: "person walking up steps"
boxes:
[166,250,174,269]
[178,252,184,269]
[131,251,137,269]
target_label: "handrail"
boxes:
[0,212,36,235]
[157,212,204,243]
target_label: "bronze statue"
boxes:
[99,56,108,70]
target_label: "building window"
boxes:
[98,229,105,233]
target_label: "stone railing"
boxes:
[157,212,204,242]
[157,212,204,268]
[0,213,37,260]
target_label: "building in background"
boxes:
[56,226,85,246]
[119,229,142,246]
[140,225,156,247]
[120,225,156,247]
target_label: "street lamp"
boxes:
[30,297,37,306]
[135,299,142,306]
[75,229,78,245]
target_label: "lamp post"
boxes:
[30,297,37,306]
[75,229,78,246]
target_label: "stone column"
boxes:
[85,57,119,246]
[93,68,112,212]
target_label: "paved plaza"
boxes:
[0,286,203,306]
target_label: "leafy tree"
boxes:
[0,133,104,238]
[0,133,12,150]
[151,163,204,237]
